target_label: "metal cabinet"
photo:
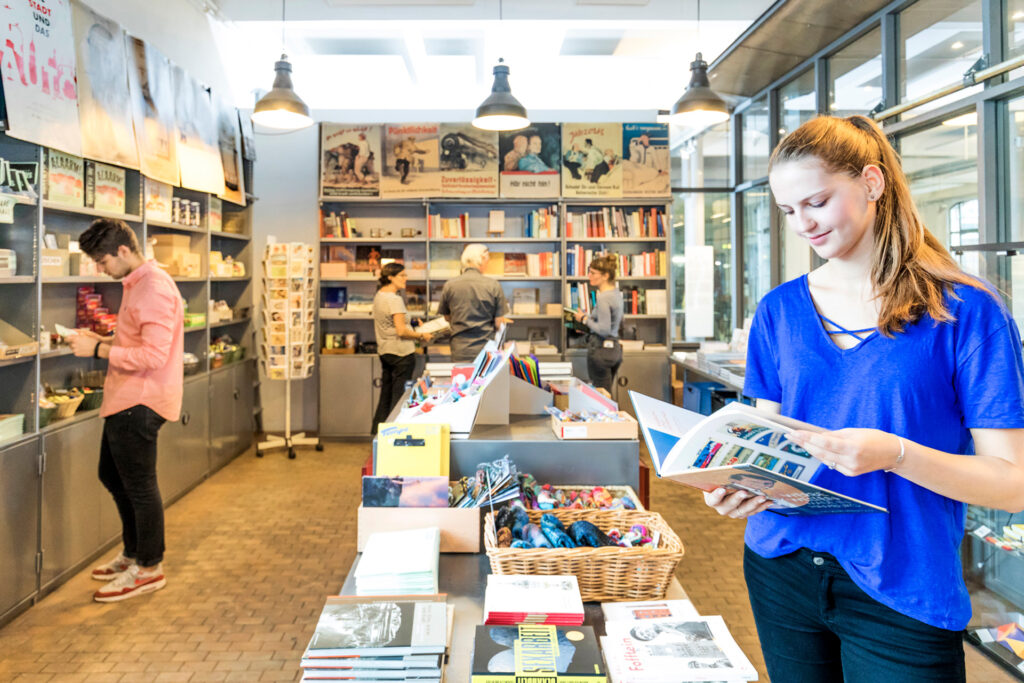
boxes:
[614,353,670,417]
[40,416,120,591]
[234,360,255,454]
[319,355,381,437]
[0,437,40,621]
[208,362,256,471]
[157,377,210,504]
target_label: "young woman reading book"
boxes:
[703,114,1024,681]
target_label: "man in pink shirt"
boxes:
[68,219,183,602]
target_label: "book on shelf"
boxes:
[355,245,383,274]
[488,210,505,234]
[471,624,606,682]
[628,391,888,515]
[428,212,468,238]
[483,252,504,276]
[645,289,667,315]
[380,248,404,267]
[502,252,527,276]
[303,594,448,659]
[323,287,348,310]
[483,575,584,626]
[347,294,374,314]
[524,206,558,238]
[601,616,757,682]
[511,288,540,315]
[565,207,664,239]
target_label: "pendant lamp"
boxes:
[251,0,312,132]
[669,0,730,129]
[472,59,530,132]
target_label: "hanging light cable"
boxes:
[669,0,730,129]
[472,0,529,131]
[251,0,312,133]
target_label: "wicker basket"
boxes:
[52,393,84,419]
[545,485,645,512]
[484,508,683,602]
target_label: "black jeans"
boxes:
[98,405,167,567]
[372,353,417,435]
[744,546,966,682]
[586,335,622,395]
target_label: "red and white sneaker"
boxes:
[91,552,136,581]
[93,564,166,602]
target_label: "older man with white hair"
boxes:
[437,243,511,361]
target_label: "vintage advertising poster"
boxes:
[71,1,138,168]
[43,149,84,206]
[0,0,81,155]
[143,177,172,223]
[380,123,440,198]
[498,123,560,199]
[320,123,381,198]
[126,36,178,186]
[215,95,244,206]
[561,123,622,198]
[172,64,223,194]
[438,122,498,198]
[622,122,671,197]
[85,161,126,214]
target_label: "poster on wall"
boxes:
[561,123,622,198]
[125,35,178,186]
[215,95,244,206]
[622,123,670,197]
[499,123,560,199]
[320,123,381,198]
[438,122,498,198]
[172,64,223,194]
[70,0,138,168]
[380,123,440,198]
[0,0,82,156]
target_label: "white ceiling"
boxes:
[204,0,775,118]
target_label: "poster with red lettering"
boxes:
[0,0,82,155]
[561,122,622,199]
[70,1,138,168]
[438,122,498,198]
[380,122,441,198]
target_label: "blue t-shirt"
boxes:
[744,274,1024,630]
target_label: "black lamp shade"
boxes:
[472,62,529,131]
[670,52,730,128]
[251,54,313,132]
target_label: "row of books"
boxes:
[565,283,667,316]
[565,207,665,239]
[322,286,428,317]
[566,247,667,278]
[321,210,358,239]
[482,252,560,278]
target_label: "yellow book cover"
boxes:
[377,423,450,478]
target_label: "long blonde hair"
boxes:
[769,115,987,336]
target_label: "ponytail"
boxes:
[378,262,404,289]
[770,115,989,336]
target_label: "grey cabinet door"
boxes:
[234,360,255,454]
[0,437,40,618]
[157,377,210,503]
[614,354,669,417]
[41,417,117,590]
[209,368,237,470]
[319,355,373,436]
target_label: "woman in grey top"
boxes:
[573,254,623,394]
[371,263,432,434]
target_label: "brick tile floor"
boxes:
[0,440,1015,682]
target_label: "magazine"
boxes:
[471,624,606,682]
[628,392,887,515]
[304,595,448,658]
[601,599,700,623]
[601,616,757,682]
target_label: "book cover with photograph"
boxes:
[381,123,441,198]
[629,391,887,515]
[321,124,381,198]
[439,122,498,197]
[499,123,560,199]
[470,624,605,682]
[305,595,448,659]
[561,123,622,198]
[622,123,670,197]
[361,476,449,508]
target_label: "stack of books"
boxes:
[355,528,440,596]
[471,624,606,681]
[0,414,25,442]
[301,594,452,682]
[483,575,584,626]
[599,600,757,682]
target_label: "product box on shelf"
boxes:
[0,319,38,359]
[41,248,69,277]
[356,505,481,553]
[152,234,192,275]
[550,411,639,440]
[320,262,348,279]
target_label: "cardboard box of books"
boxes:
[357,505,481,553]
[0,319,38,359]
[550,410,638,440]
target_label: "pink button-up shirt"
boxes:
[101,260,184,421]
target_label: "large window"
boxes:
[671,119,731,188]
[1008,95,1024,242]
[742,188,771,321]
[828,27,882,117]
[780,217,812,283]
[671,192,733,342]
[899,0,984,118]
[1008,0,1024,79]
[741,97,770,182]
[900,115,979,252]
[778,68,816,138]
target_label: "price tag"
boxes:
[562,425,587,439]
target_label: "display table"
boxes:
[669,352,745,395]
[339,553,688,682]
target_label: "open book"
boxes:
[628,391,887,515]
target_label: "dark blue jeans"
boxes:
[99,405,166,567]
[744,546,965,682]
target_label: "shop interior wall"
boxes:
[252,108,659,434]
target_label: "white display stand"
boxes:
[257,241,321,459]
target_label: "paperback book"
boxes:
[628,391,887,515]
[483,575,584,626]
[304,595,448,659]
[471,624,606,682]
